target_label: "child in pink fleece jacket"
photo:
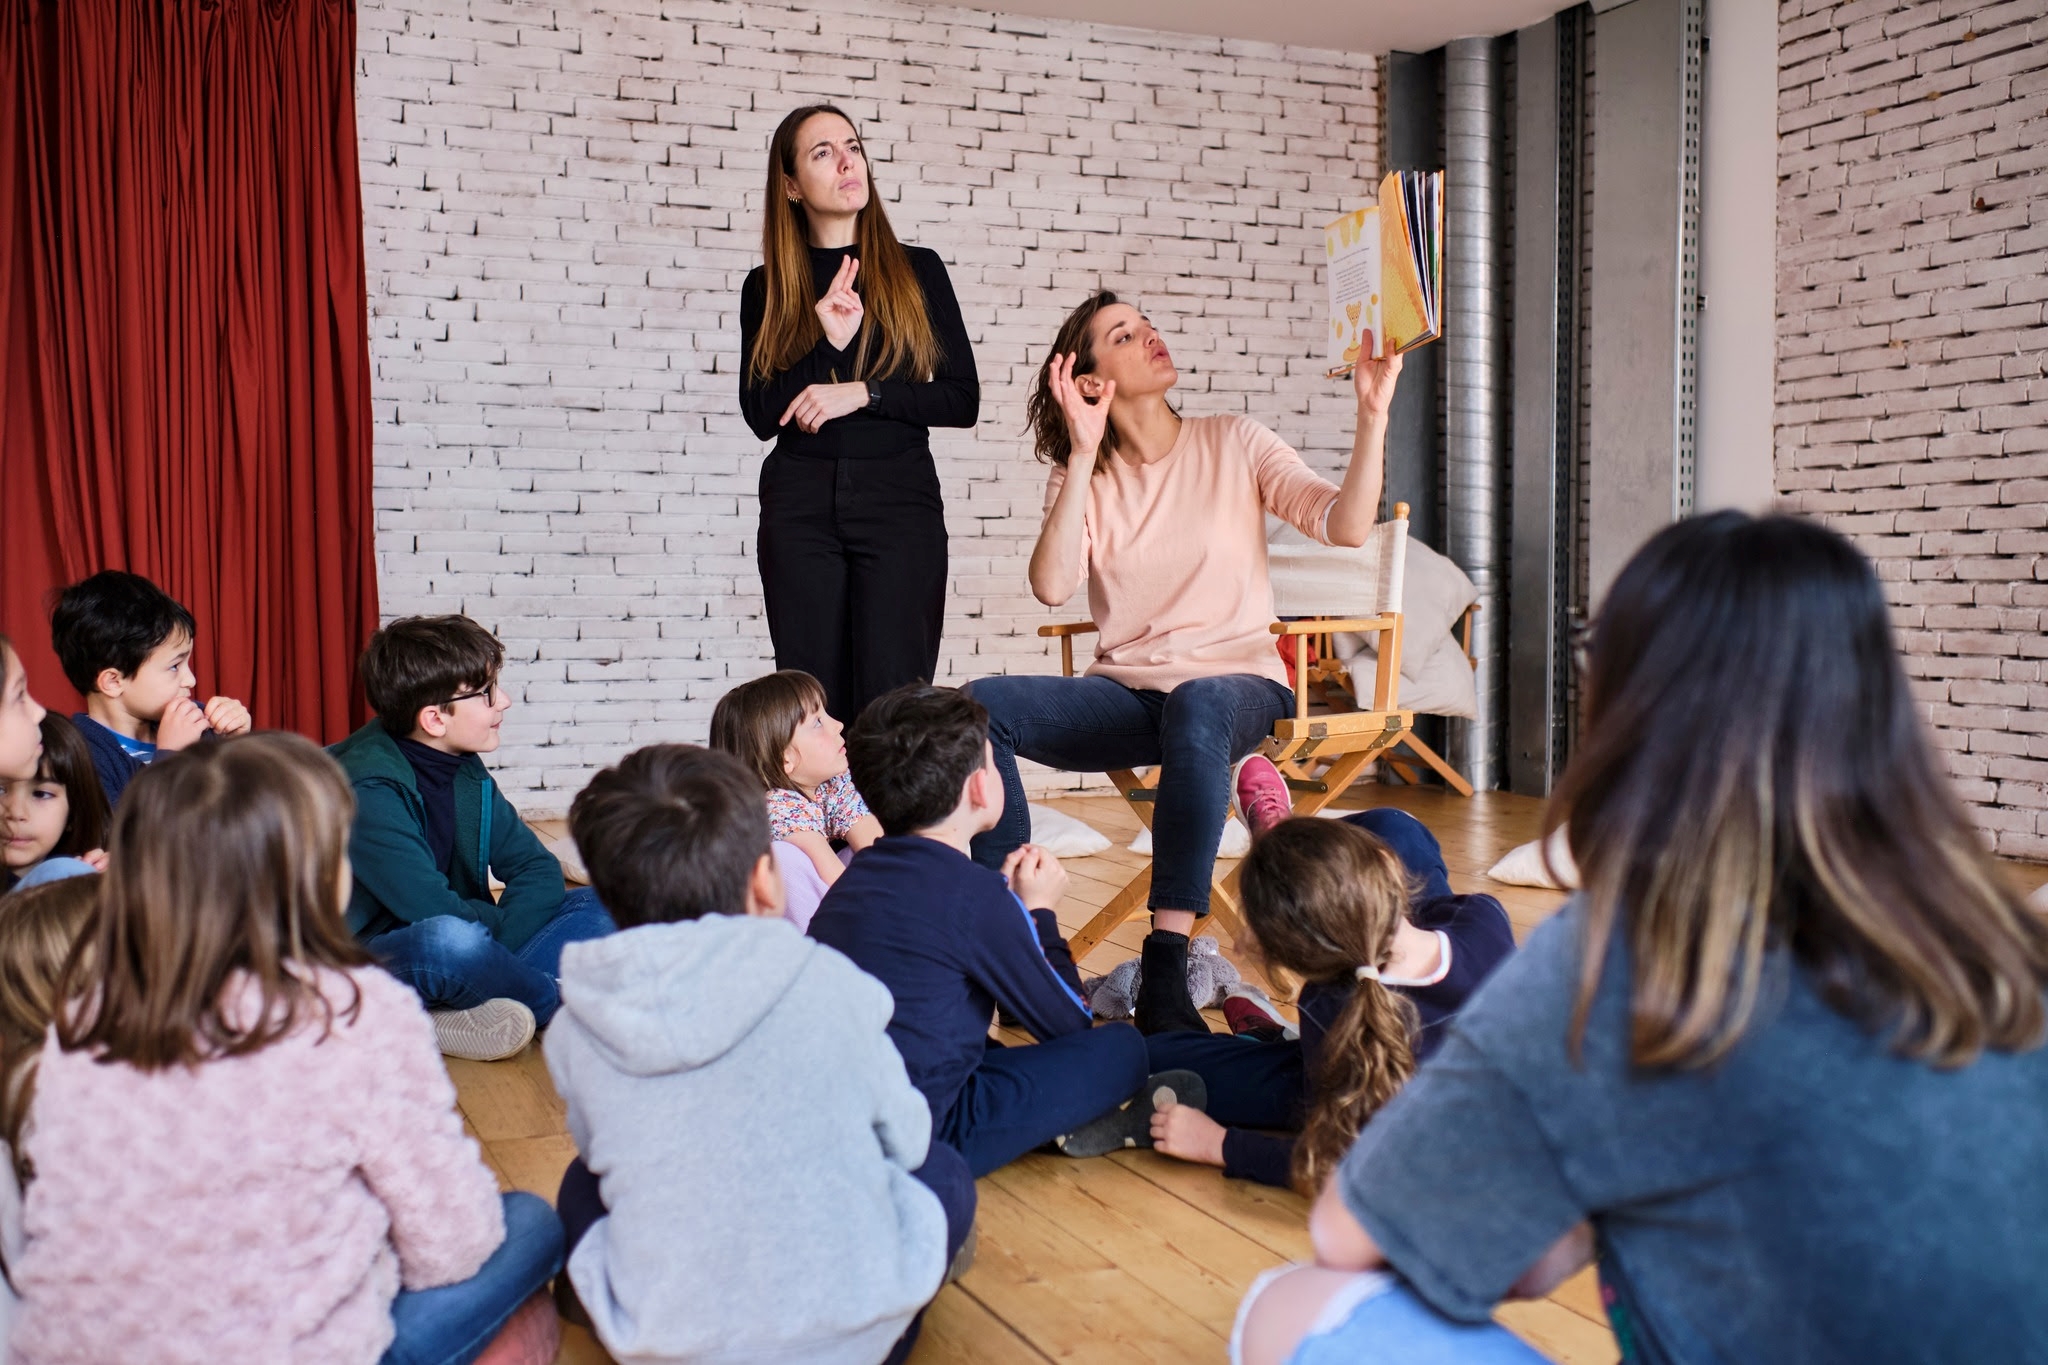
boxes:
[9,733,564,1365]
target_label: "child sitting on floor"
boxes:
[0,640,45,785]
[808,683,1201,1177]
[9,733,563,1363]
[331,614,615,1062]
[710,669,882,892]
[49,571,252,808]
[548,743,968,1365]
[0,716,110,891]
[1144,801,1516,1193]
[0,875,99,1349]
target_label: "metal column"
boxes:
[1507,11,1582,796]
[1587,0,1704,601]
[1443,37,1506,793]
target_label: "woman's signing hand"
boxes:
[816,255,864,350]
[779,382,870,434]
[1049,352,1114,463]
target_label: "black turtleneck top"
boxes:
[738,243,979,459]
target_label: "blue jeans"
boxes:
[939,1025,1150,1176]
[383,1191,565,1365]
[367,888,615,1027]
[1241,1273,1548,1365]
[966,673,1294,914]
[1342,808,1455,902]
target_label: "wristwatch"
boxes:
[865,380,882,410]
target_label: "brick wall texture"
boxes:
[355,0,1380,814]
[1775,0,2048,858]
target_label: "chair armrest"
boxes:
[1270,616,1399,637]
[1037,623,1100,638]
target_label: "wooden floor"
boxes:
[474,791,2048,1365]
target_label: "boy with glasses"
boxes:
[331,615,614,1060]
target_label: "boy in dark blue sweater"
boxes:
[809,684,1198,1177]
[49,571,253,809]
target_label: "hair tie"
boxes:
[1354,964,1380,982]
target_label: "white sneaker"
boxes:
[431,998,536,1061]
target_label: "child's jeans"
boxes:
[382,1191,564,1365]
[367,888,614,1027]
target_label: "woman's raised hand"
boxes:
[1352,328,1403,419]
[1048,352,1114,463]
[816,255,864,350]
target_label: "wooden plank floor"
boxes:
[485,792,2048,1364]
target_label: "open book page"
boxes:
[1323,205,1383,377]
[1324,170,1444,376]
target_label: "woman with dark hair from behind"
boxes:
[740,104,979,725]
[1234,512,2048,1365]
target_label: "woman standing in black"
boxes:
[740,104,978,723]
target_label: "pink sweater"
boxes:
[10,967,504,1365]
[1045,413,1342,692]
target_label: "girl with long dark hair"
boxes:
[740,105,978,723]
[1234,513,2048,1365]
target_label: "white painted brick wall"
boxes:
[1775,0,2048,858]
[357,0,1380,814]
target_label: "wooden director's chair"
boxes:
[1038,503,1427,963]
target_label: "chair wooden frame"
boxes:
[1036,503,1430,963]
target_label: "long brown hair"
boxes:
[1239,817,1418,1196]
[750,105,939,386]
[708,669,828,794]
[56,732,372,1070]
[0,875,98,1183]
[1554,512,2048,1070]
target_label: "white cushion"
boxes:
[1028,803,1113,858]
[1131,817,1250,858]
[540,831,590,885]
[1484,827,1579,889]
[1270,524,1475,684]
[2030,883,2048,914]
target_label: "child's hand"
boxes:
[157,697,210,751]
[1150,1096,1227,1167]
[1001,843,1067,911]
[203,696,252,736]
[81,848,108,872]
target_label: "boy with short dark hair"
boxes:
[49,571,252,808]
[330,614,614,1062]
[809,684,1202,1177]
[548,745,971,1364]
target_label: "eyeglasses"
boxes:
[439,680,506,709]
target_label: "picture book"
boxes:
[1323,169,1444,376]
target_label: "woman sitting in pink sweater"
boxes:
[10,733,564,1365]
[967,292,1404,1034]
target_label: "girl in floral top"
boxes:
[711,670,883,885]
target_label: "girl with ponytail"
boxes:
[1143,811,1515,1195]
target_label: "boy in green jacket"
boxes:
[331,615,614,1061]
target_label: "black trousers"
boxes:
[758,448,948,723]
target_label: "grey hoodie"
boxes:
[546,914,947,1364]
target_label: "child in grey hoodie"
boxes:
[546,745,972,1365]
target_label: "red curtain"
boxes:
[0,0,377,742]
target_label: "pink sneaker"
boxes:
[1232,753,1292,836]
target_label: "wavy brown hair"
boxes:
[750,105,939,387]
[1027,290,1156,473]
[1554,512,2048,1070]
[0,874,98,1183]
[1239,817,1418,1196]
[708,669,829,794]
[55,733,372,1071]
